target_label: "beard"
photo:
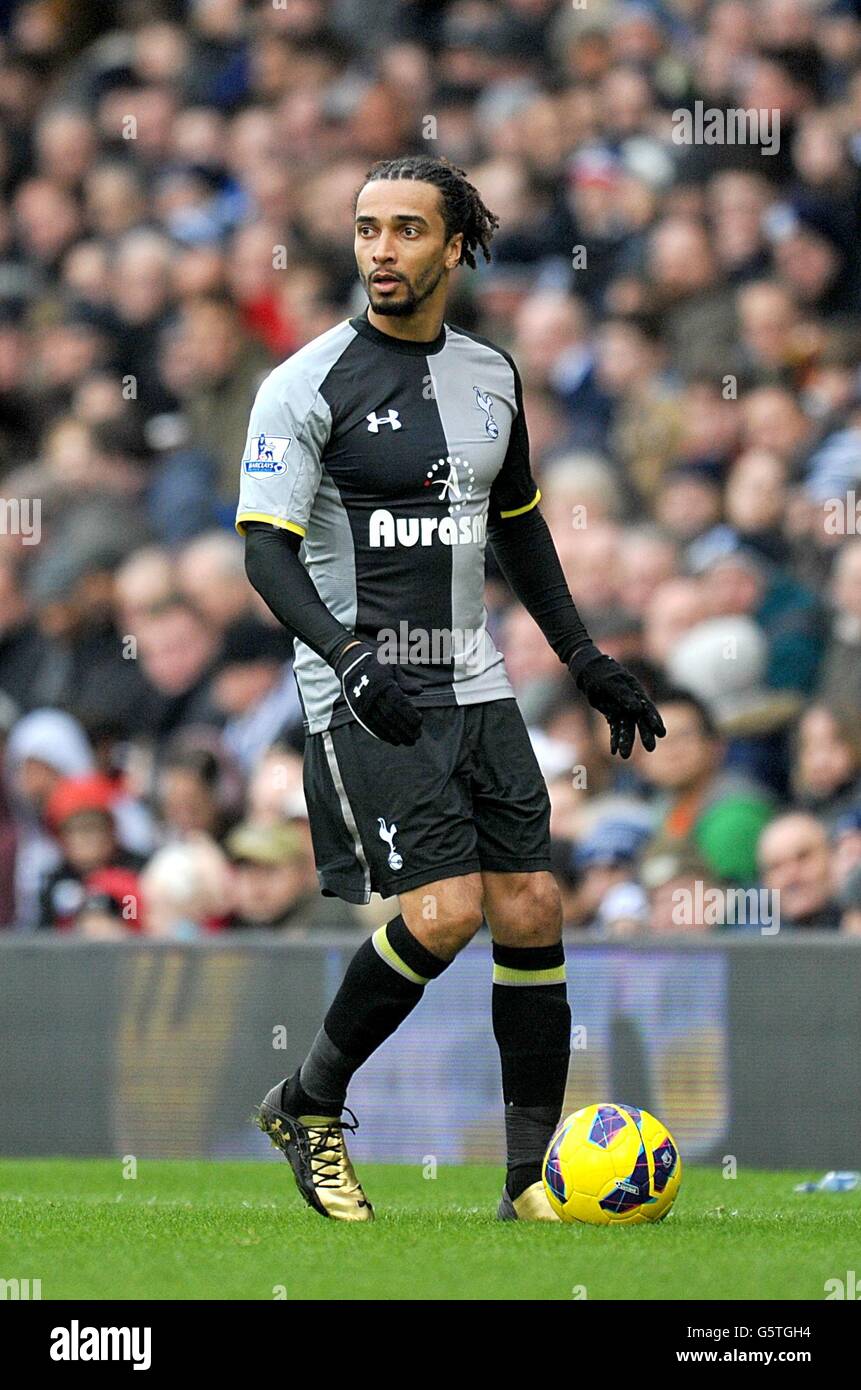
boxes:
[363,263,445,317]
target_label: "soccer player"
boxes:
[238,156,665,1221]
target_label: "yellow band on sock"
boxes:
[492,963,567,986]
[372,925,429,985]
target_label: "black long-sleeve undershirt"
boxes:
[487,505,596,669]
[243,521,356,668]
[244,508,597,674]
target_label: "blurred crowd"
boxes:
[0,0,860,937]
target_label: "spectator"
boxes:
[832,808,861,905]
[175,530,252,632]
[641,847,726,935]
[633,689,774,885]
[168,295,272,509]
[225,820,359,932]
[213,617,301,772]
[692,539,823,694]
[39,774,144,931]
[736,280,803,381]
[513,291,612,449]
[0,556,48,712]
[790,702,861,826]
[154,744,241,845]
[616,526,679,619]
[653,464,723,546]
[666,614,801,796]
[594,312,681,499]
[645,217,738,376]
[4,709,97,922]
[819,538,861,706]
[139,836,232,938]
[134,595,223,742]
[724,449,790,565]
[572,816,652,928]
[643,578,707,668]
[757,812,841,930]
[114,547,175,635]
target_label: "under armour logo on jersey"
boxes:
[377,818,403,871]
[352,674,369,699]
[367,409,402,433]
[474,387,499,439]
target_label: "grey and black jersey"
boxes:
[235,308,541,735]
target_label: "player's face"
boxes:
[354,179,462,317]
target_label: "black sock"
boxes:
[492,940,571,1199]
[291,915,450,1116]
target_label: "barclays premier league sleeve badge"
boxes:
[244,433,292,475]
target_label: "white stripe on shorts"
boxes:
[322,730,371,901]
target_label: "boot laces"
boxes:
[305,1108,359,1189]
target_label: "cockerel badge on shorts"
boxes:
[377,818,403,870]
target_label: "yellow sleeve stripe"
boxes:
[235,513,306,538]
[492,962,567,986]
[499,487,541,520]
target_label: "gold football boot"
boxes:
[497,1180,560,1221]
[257,1080,374,1221]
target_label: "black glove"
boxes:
[335,641,423,746]
[569,645,666,759]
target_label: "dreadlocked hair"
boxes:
[357,155,500,269]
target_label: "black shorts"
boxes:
[303,698,552,904]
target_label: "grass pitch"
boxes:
[1,1159,858,1300]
